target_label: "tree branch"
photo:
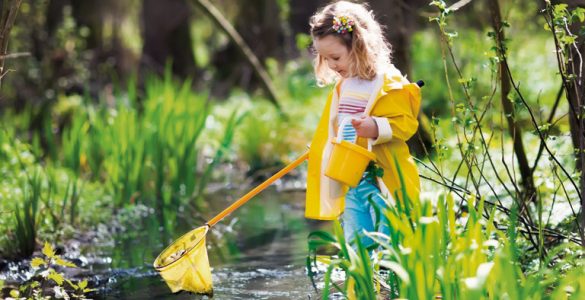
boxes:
[488,0,536,204]
[190,0,283,113]
[0,0,23,89]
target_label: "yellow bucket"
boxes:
[325,139,376,187]
[153,225,213,296]
[325,117,376,187]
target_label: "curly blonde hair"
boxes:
[309,1,392,86]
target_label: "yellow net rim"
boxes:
[153,225,209,270]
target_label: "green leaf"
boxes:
[455,103,465,113]
[31,257,46,268]
[380,260,410,285]
[308,239,337,250]
[430,0,446,11]
[42,242,55,259]
[554,4,568,14]
[48,269,64,285]
[67,279,78,289]
[307,231,336,243]
[55,257,77,268]
[574,7,585,22]
[562,35,577,44]
[78,279,88,290]
[295,33,312,51]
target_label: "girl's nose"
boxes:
[329,62,337,71]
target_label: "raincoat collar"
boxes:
[332,65,407,117]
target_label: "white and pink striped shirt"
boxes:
[337,77,378,141]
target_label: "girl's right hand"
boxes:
[351,116,378,139]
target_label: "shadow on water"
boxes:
[96,188,331,299]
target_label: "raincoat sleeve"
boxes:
[371,83,421,145]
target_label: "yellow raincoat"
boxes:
[305,68,421,220]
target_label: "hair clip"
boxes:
[332,15,354,34]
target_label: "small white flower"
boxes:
[53,286,70,300]
[463,262,494,290]
[476,262,494,280]
[464,277,481,290]
[419,216,438,224]
[483,239,499,248]
[40,269,51,278]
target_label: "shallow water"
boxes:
[94,188,332,299]
[0,183,337,299]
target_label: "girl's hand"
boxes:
[351,116,378,138]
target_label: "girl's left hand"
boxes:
[351,116,378,138]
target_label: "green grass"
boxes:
[307,183,585,299]
[13,170,42,258]
[52,70,242,209]
[0,70,246,257]
[307,222,377,299]
[0,128,111,258]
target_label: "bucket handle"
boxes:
[336,116,373,151]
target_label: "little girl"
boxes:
[304,1,421,248]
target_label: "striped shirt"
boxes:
[338,77,377,142]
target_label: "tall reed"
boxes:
[308,171,585,299]
[57,71,240,210]
[14,169,43,258]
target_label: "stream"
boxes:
[94,187,331,299]
[1,177,339,299]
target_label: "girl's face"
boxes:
[314,35,351,78]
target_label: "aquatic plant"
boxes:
[307,222,377,299]
[61,109,86,175]
[45,172,81,228]
[56,70,236,209]
[307,189,585,299]
[0,127,109,259]
[5,242,95,300]
[14,170,43,258]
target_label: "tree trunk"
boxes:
[210,0,283,96]
[288,0,325,56]
[48,0,136,79]
[141,0,196,78]
[488,0,537,204]
[70,1,106,50]
[369,0,426,76]
[566,71,585,233]
[369,0,432,157]
[46,0,67,42]
[559,0,585,241]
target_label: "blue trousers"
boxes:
[342,177,390,249]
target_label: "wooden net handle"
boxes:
[206,150,309,227]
